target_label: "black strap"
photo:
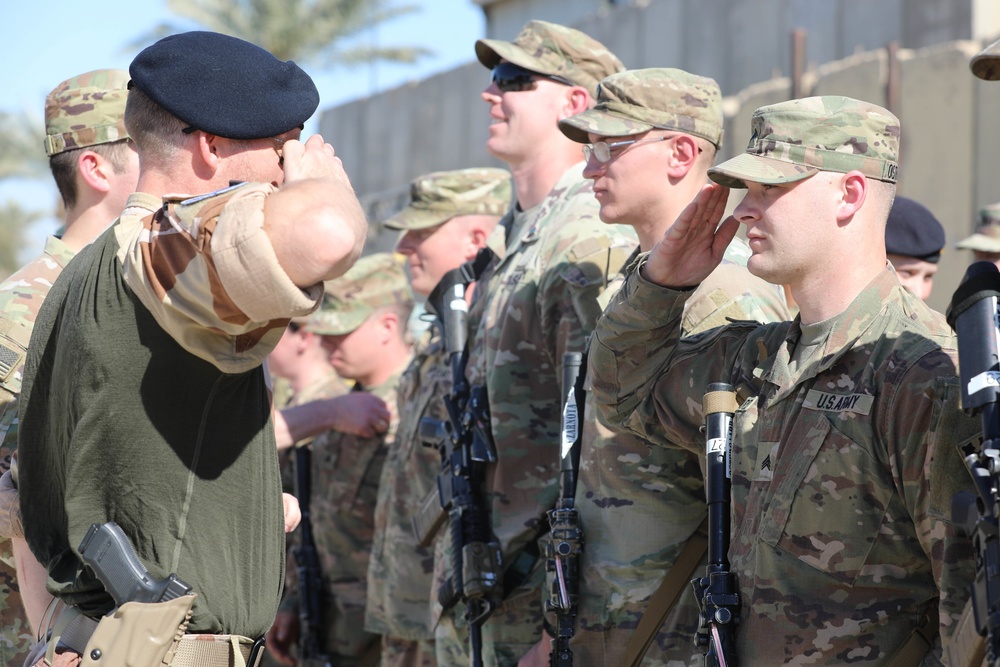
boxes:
[461,247,495,284]
[501,519,550,599]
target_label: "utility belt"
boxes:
[28,597,266,667]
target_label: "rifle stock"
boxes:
[946,261,1000,667]
[692,383,741,667]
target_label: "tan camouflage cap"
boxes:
[44,69,130,156]
[559,68,724,148]
[971,38,1000,80]
[475,20,624,98]
[305,253,413,336]
[383,168,512,231]
[956,203,1000,253]
[708,96,899,189]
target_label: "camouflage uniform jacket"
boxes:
[0,235,77,452]
[366,327,446,640]
[573,244,789,666]
[19,185,321,635]
[283,361,409,657]
[432,164,637,623]
[589,262,978,665]
[0,235,77,666]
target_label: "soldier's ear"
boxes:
[77,150,113,194]
[835,171,867,224]
[560,87,591,119]
[193,132,221,175]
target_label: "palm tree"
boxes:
[0,201,42,280]
[130,0,431,66]
[0,111,49,270]
[0,110,47,180]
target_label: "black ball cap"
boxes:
[885,196,946,263]
[129,31,319,140]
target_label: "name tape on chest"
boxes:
[803,389,874,415]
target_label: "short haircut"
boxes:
[374,302,415,343]
[123,87,186,164]
[49,139,133,209]
[867,179,897,229]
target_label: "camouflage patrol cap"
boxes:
[44,69,130,156]
[559,68,724,148]
[708,96,899,189]
[305,253,413,336]
[475,20,624,98]
[956,203,1000,253]
[383,168,512,231]
[971,38,1000,80]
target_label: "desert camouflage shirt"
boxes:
[432,164,637,628]
[590,262,978,665]
[366,327,448,640]
[282,363,407,658]
[571,244,789,666]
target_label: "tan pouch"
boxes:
[80,594,196,667]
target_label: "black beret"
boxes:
[129,31,319,140]
[885,196,946,263]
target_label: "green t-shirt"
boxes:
[18,224,284,637]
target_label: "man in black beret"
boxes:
[16,31,367,666]
[884,196,946,301]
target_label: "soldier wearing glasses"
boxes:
[430,20,636,667]
[543,67,788,666]
[588,94,978,665]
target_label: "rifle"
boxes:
[418,262,501,667]
[946,260,1000,667]
[293,443,333,667]
[545,351,585,667]
[691,383,741,667]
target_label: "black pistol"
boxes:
[78,521,192,606]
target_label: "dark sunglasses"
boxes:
[491,62,573,93]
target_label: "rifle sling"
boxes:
[621,517,709,667]
[502,520,550,600]
[885,605,939,667]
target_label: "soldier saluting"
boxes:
[589,96,979,665]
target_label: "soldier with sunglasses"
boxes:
[429,20,636,667]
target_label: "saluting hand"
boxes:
[279,133,351,186]
[641,182,738,288]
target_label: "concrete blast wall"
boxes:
[320,1,1000,310]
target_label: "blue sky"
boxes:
[0,0,485,259]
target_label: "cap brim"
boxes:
[955,233,1000,253]
[708,153,819,189]
[972,39,1000,80]
[558,109,654,144]
[383,207,450,231]
[304,309,367,336]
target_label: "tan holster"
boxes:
[79,594,196,666]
